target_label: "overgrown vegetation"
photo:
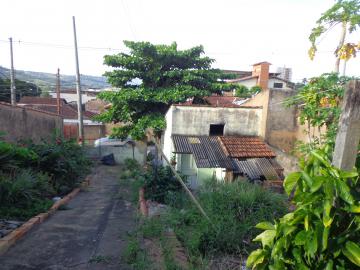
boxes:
[235,85,261,98]
[286,73,352,155]
[120,159,288,268]
[247,150,360,269]
[0,134,91,220]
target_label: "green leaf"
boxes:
[325,259,333,270]
[256,222,275,231]
[323,200,333,228]
[311,150,331,167]
[310,176,325,193]
[322,227,329,251]
[304,215,309,231]
[301,171,313,186]
[339,170,358,179]
[294,230,307,246]
[306,232,318,256]
[343,241,360,266]
[253,230,276,247]
[284,172,301,195]
[348,204,360,213]
[335,179,354,204]
[246,249,265,269]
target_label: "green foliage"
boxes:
[308,0,360,63]
[121,158,186,204]
[0,78,41,103]
[166,180,288,259]
[285,73,353,153]
[97,40,237,140]
[0,141,38,172]
[235,85,250,98]
[234,85,261,98]
[247,150,360,270]
[0,136,91,220]
[28,137,92,194]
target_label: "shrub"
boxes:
[165,180,288,258]
[0,141,38,172]
[247,150,360,270]
[28,137,92,194]
[143,165,186,203]
[235,85,251,98]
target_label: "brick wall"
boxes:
[0,102,63,143]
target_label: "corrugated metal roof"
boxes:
[172,135,234,169]
[233,158,280,181]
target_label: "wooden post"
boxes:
[332,80,360,171]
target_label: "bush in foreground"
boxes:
[247,150,360,270]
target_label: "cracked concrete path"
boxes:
[0,165,136,270]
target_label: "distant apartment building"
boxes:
[276,66,292,82]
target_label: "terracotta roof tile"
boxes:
[22,104,97,120]
[218,136,276,158]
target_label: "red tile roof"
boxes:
[218,136,276,158]
[22,104,97,120]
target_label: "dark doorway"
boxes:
[209,124,225,136]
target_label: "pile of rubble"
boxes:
[0,220,23,238]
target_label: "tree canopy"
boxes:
[309,0,360,72]
[0,78,41,103]
[97,41,237,140]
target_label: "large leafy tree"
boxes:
[97,41,237,140]
[309,0,360,73]
[0,78,41,103]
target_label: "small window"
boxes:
[273,82,283,88]
[209,124,224,136]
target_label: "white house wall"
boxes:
[170,106,261,136]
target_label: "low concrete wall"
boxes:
[0,102,63,143]
[87,141,147,165]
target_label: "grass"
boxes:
[89,255,113,264]
[120,160,289,269]
[123,236,152,270]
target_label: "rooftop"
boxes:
[19,96,97,120]
[218,136,276,158]
[172,135,281,181]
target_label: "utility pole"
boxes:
[332,80,360,171]
[56,68,61,115]
[9,37,16,105]
[72,16,84,145]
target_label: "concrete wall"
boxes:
[87,141,147,165]
[265,88,297,152]
[0,102,63,143]
[271,146,299,176]
[163,105,262,161]
[170,105,262,136]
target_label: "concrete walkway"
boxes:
[0,165,135,270]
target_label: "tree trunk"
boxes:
[335,21,347,73]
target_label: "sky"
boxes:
[0,0,359,82]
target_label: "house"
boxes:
[225,62,294,91]
[161,61,302,185]
[18,96,105,144]
[171,135,283,189]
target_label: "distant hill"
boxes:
[0,66,110,92]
